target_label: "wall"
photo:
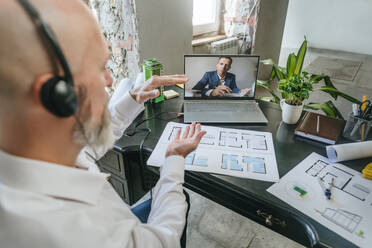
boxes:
[89,0,140,83]
[282,0,372,55]
[253,0,289,79]
[135,0,193,75]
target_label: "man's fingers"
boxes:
[182,126,190,139]
[151,75,189,87]
[141,89,159,102]
[222,86,231,93]
[194,130,207,144]
[175,128,182,140]
[188,122,196,137]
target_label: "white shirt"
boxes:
[0,91,187,248]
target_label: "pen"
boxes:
[362,95,367,111]
[316,115,320,133]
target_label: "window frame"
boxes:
[192,0,222,36]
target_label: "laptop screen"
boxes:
[184,55,259,100]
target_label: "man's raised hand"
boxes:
[130,75,188,104]
[165,122,206,158]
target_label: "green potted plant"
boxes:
[258,38,361,124]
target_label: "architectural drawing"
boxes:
[267,153,372,248]
[168,126,182,141]
[306,161,371,201]
[306,160,328,176]
[185,152,208,167]
[242,133,268,150]
[243,156,266,174]
[200,134,215,145]
[148,122,279,182]
[222,154,243,171]
[317,208,362,233]
[218,131,268,150]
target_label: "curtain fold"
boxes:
[224,0,260,54]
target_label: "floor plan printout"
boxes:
[147,122,279,182]
[267,153,372,248]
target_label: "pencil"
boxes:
[316,115,320,133]
[361,122,365,141]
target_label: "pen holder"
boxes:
[343,112,372,141]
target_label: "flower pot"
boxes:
[280,99,303,124]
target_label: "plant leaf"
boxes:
[294,39,307,75]
[286,53,296,78]
[257,80,280,104]
[261,59,286,80]
[309,74,326,84]
[315,87,362,104]
[270,67,276,80]
[324,101,344,119]
[304,101,344,119]
[259,96,276,102]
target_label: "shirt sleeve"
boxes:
[205,89,213,96]
[134,155,186,247]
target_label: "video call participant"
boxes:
[192,56,251,97]
[0,0,206,247]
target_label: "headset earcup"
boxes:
[40,77,78,117]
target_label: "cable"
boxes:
[124,111,179,137]
[137,127,152,192]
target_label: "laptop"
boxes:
[183,55,268,123]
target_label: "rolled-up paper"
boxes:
[326,141,372,162]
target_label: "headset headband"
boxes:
[17,0,73,85]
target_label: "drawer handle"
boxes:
[256,209,286,228]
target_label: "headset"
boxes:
[17,0,78,118]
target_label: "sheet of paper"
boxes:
[147,122,279,182]
[267,153,372,248]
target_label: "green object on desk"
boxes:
[143,58,164,104]
[294,186,307,196]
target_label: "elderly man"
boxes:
[192,56,251,97]
[0,0,205,247]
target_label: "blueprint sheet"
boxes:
[267,153,372,248]
[147,122,279,182]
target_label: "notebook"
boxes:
[183,55,267,123]
[295,112,345,144]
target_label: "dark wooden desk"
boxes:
[99,86,370,248]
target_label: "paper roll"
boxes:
[326,141,372,162]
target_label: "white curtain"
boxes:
[224,0,260,54]
[89,0,141,85]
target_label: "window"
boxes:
[193,0,221,35]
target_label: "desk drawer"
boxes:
[99,150,126,179]
[104,172,130,203]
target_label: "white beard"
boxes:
[73,108,115,156]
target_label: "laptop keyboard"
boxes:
[186,102,258,112]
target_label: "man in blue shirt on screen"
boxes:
[192,56,251,97]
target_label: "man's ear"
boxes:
[31,73,55,105]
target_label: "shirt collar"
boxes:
[217,72,225,80]
[0,149,109,205]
